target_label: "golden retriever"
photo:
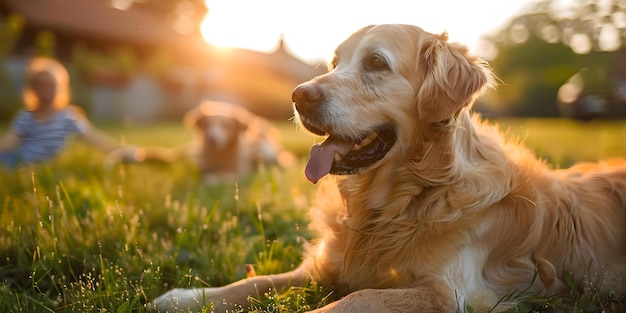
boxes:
[152,24,626,312]
[119,100,292,184]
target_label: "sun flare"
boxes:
[200,1,284,52]
[201,0,531,63]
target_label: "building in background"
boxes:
[0,0,325,123]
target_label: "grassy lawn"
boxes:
[1,117,625,312]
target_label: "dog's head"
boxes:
[292,24,493,183]
[185,101,247,150]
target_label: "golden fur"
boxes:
[152,24,626,312]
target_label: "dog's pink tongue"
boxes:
[305,137,352,184]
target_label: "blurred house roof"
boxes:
[0,0,325,73]
[0,0,212,63]
[203,40,327,118]
[215,39,327,85]
[0,0,327,119]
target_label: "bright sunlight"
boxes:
[201,0,532,63]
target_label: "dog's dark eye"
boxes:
[365,54,388,71]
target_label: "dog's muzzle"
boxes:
[292,84,397,184]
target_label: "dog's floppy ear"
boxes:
[183,107,206,130]
[416,32,492,122]
[234,117,248,133]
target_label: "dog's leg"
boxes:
[307,284,457,313]
[150,265,307,312]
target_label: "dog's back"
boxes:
[483,154,626,296]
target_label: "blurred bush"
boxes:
[483,0,626,119]
[0,13,24,122]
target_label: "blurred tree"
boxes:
[0,13,23,59]
[0,13,24,122]
[35,30,57,57]
[484,0,626,118]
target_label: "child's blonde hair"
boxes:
[23,57,71,110]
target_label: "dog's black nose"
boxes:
[292,84,321,115]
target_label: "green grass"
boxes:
[1,118,625,312]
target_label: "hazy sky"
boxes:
[201,0,533,62]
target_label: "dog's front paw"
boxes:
[148,288,209,312]
[148,287,244,313]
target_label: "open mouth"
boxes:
[301,121,397,184]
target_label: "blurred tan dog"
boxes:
[182,100,292,184]
[152,24,626,312]
[117,100,292,184]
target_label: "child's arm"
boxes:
[0,131,20,153]
[68,106,120,152]
[69,107,142,164]
[81,125,121,152]
[82,124,145,165]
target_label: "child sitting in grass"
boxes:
[0,57,130,168]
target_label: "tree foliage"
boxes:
[484,0,626,118]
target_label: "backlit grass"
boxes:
[1,118,625,312]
